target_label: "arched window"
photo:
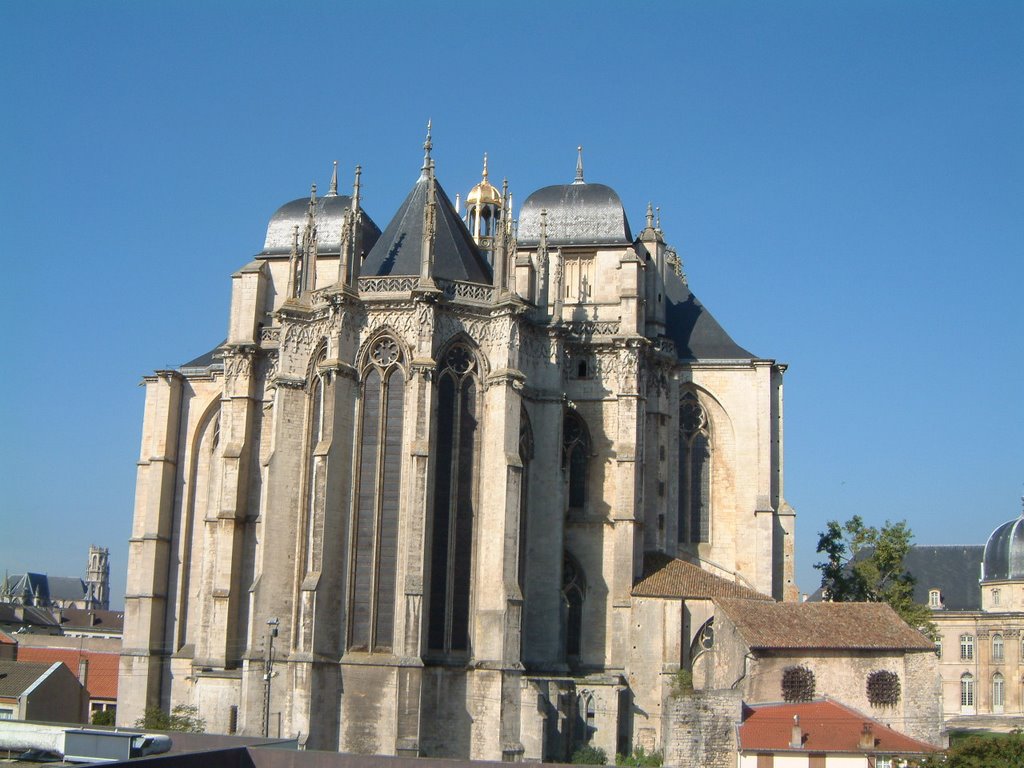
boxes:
[928,589,941,608]
[993,633,1004,662]
[518,408,534,595]
[563,412,591,512]
[348,337,405,652]
[960,673,975,712]
[562,552,586,663]
[960,634,975,660]
[428,343,481,654]
[993,672,1005,712]
[678,393,710,544]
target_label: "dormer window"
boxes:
[928,589,941,608]
[992,588,1001,606]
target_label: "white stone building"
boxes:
[118,133,797,759]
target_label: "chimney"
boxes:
[789,715,803,749]
[859,723,874,750]
[78,657,89,688]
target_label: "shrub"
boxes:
[616,746,663,767]
[669,668,693,698]
[135,704,206,732]
[571,745,608,765]
[91,709,115,726]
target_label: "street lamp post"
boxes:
[263,617,279,738]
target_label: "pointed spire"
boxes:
[482,152,489,181]
[455,192,461,214]
[573,145,585,184]
[646,202,654,229]
[656,206,662,231]
[420,119,433,177]
[328,161,339,196]
[352,164,362,211]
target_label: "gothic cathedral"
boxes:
[119,130,795,759]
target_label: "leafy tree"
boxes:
[910,730,1024,767]
[815,515,936,639]
[91,709,115,726]
[135,704,206,732]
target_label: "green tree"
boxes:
[815,515,936,639]
[134,704,206,732]
[910,730,1024,767]
[91,709,115,726]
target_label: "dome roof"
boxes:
[466,154,502,207]
[982,511,1024,581]
[261,192,380,256]
[517,182,633,247]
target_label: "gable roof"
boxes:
[0,659,62,697]
[632,553,772,601]
[715,598,935,651]
[16,647,119,700]
[738,699,937,755]
[362,173,492,284]
[0,603,60,631]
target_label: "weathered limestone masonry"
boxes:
[662,689,741,768]
[119,139,795,759]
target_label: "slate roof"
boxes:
[47,576,87,603]
[180,342,225,372]
[518,182,633,247]
[261,193,381,257]
[664,271,755,361]
[16,647,119,700]
[58,608,124,634]
[0,603,60,631]
[632,552,772,601]
[807,545,984,611]
[904,545,983,610]
[982,514,1024,581]
[715,598,935,651]
[362,173,492,284]
[738,699,937,755]
[0,659,60,697]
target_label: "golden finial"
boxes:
[482,152,489,181]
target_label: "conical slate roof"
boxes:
[362,174,492,284]
[663,265,755,361]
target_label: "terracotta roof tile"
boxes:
[715,598,936,651]
[738,699,937,754]
[17,647,119,700]
[632,553,772,600]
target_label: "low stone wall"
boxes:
[661,689,740,768]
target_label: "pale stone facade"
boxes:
[118,138,795,759]
[930,510,1024,733]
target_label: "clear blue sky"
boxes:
[2,2,1021,608]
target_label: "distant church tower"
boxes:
[86,545,110,611]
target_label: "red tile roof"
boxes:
[738,699,937,755]
[715,598,936,651]
[0,631,15,645]
[16,647,119,700]
[632,553,773,600]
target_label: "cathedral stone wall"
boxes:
[119,149,798,760]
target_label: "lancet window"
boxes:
[678,392,711,544]
[303,364,327,575]
[563,413,591,512]
[518,408,534,595]
[348,336,405,652]
[562,552,586,663]
[428,343,481,654]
